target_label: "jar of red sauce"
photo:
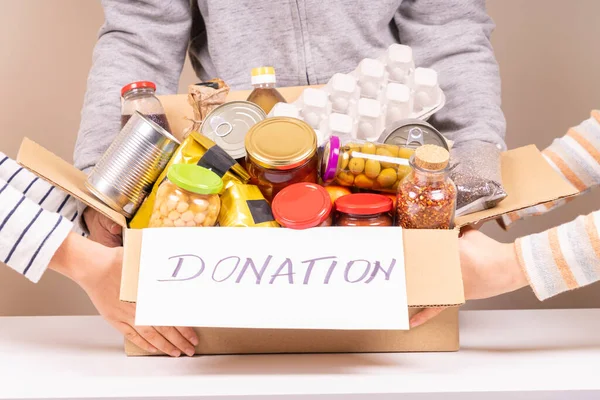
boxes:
[272,183,332,229]
[245,117,318,202]
[335,193,394,227]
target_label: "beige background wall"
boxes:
[0,0,599,316]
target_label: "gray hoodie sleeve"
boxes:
[394,0,506,149]
[73,0,192,174]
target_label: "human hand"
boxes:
[83,207,123,247]
[409,227,528,328]
[51,234,198,356]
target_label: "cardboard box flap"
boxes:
[455,145,579,227]
[16,138,127,227]
[119,228,465,307]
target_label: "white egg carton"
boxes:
[268,44,446,146]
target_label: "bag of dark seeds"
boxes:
[450,141,507,216]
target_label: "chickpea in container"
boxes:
[149,164,223,228]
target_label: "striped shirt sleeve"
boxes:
[502,110,600,229]
[515,210,600,300]
[0,177,73,283]
[0,153,83,235]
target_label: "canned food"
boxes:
[85,111,180,217]
[199,101,266,160]
[378,119,448,150]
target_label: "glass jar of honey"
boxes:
[335,193,394,227]
[321,135,415,193]
[272,183,332,229]
[149,164,223,228]
[245,117,318,202]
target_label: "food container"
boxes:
[378,119,449,151]
[149,164,223,228]
[85,111,180,218]
[396,145,457,229]
[218,183,280,227]
[321,135,414,193]
[245,117,318,202]
[335,193,394,227]
[199,101,266,160]
[121,81,171,132]
[271,183,333,229]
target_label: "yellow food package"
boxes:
[218,183,280,227]
[130,132,250,228]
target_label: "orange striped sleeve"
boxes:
[547,227,578,289]
[567,128,600,165]
[543,148,587,191]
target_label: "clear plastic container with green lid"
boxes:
[149,164,223,228]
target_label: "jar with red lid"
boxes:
[334,193,394,227]
[272,183,332,229]
[121,81,171,132]
[245,117,318,202]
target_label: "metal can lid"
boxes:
[199,101,266,159]
[272,183,332,229]
[245,117,317,170]
[378,119,448,150]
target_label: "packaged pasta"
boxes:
[218,183,280,227]
[130,132,249,228]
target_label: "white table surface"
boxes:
[1,309,599,400]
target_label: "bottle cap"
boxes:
[167,164,224,195]
[335,193,393,215]
[272,183,332,229]
[121,81,156,97]
[414,144,449,170]
[251,66,276,85]
[321,136,341,182]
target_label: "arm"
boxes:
[74,0,192,239]
[394,0,506,148]
[502,111,600,228]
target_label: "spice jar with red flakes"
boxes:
[396,144,456,229]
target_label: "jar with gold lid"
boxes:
[245,117,318,202]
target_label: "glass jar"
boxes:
[121,81,171,132]
[149,164,223,228]
[335,193,394,227]
[321,135,415,193]
[245,117,318,202]
[396,145,457,229]
[272,183,332,229]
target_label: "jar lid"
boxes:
[199,101,266,159]
[167,164,224,195]
[414,144,449,170]
[245,117,317,170]
[121,81,156,97]
[272,183,332,229]
[378,119,449,150]
[251,67,276,85]
[335,193,393,215]
[321,135,341,182]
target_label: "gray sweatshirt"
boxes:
[75,0,505,176]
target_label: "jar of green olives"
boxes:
[321,136,415,193]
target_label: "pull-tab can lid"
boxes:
[199,101,266,159]
[378,119,449,150]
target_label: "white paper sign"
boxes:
[135,227,408,330]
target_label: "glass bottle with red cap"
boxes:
[121,81,171,132]
[271,183,333,229]
[334,193,394,227]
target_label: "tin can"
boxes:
[199,101,266,160]
[378,119,449,151]
[85,111,181,218]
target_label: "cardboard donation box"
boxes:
[17,86,579,356]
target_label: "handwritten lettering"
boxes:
[344,260,371,283]
[236,255,272,284]
[212,256,241,282]
[301,256,337,284]
[158,254,205,281]
[365,259,397,283]
[269,258,295,284]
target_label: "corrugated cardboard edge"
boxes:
[456,145,579,227]
[123,307,460,356]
